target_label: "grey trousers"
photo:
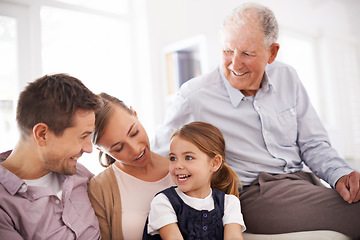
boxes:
[239,171,360,239]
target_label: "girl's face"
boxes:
[97,106,151,169]
[169,136,220,199]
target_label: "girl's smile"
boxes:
[169,136,217,199]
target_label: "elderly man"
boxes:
[152,3,360,238]
[0,74,102,239]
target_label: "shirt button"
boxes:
[203,213,207,218]
[203,226,208,231]
[55,199,60,204]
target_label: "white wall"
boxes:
[146,0,359,121]
[145,0,360,166]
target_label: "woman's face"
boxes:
[97,106,151,168]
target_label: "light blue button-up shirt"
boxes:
[151,61,353,187]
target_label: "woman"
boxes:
[88,93,175,240]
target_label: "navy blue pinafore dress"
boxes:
[142,186,225,240]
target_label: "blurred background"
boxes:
[0,0,359,174]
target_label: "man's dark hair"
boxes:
[16,73,101,138]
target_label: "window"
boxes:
[0,0,140,174]
[277,33,319,113]
[277,30,360,168]
[0,15,18,152]
[163,35,208,103]
[41,6,133,102]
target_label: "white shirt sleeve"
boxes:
[147,193,178,235]
[223,194,246,232]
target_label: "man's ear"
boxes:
[33,123,49,146]
[211,154,222,172]
[268,43,280,64]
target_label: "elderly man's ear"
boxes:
[268,43,280,64]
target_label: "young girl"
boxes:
[143,121,246,240]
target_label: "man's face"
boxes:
[221,19,278,96]
[42,109,95,175]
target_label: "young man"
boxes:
[151,3,360,238]
[0,74,102,239]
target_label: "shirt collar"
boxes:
[219,66,244,108]
[262,66,276,93]
[218,65,276,107]
[0,150,67,196]
[0,162,26,196]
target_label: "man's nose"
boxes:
[232,51,244,70]
[83,138,93,153]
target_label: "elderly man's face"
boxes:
[221,19,278,96]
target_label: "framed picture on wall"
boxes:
[163,35,208,98]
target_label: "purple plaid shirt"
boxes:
[0,151,100,240]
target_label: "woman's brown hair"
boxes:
[171,121,241,197]
[92,92,133,167]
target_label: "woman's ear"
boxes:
[33,123,49,146]
[211,154,222,172]
[130,106,138,118]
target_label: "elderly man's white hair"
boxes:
[221,2,279,48]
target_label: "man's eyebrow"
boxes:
[245,50,256,54]
[82,131,93,136]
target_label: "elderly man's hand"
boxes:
[336,171,360,203]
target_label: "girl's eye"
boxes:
[169,156,176,162]
[185,155,193,160]
[130,130,139,137]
